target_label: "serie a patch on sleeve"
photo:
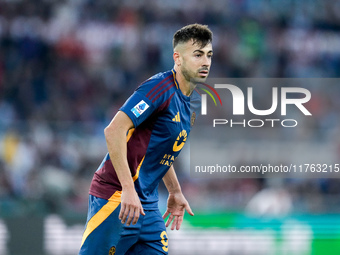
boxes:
[131,100,150,118]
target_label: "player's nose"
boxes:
[202,55,211,68]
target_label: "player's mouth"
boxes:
[198,69,209,77]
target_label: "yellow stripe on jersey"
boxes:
[133,156,145,181]
[126,128,135,142]
[171,70,179,89]
[80,191,122,247]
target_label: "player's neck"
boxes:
[173,65,195,97]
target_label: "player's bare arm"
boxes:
[104,111,145,226]
[162,165,194,230]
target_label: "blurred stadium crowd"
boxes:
[0,0,340,217]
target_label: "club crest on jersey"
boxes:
[191,111,196,126]
[131,100,149,118]
[109,246,116,255]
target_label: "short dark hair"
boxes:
[173,24,213,49]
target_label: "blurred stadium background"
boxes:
[0,0,340,254]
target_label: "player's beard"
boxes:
[181,64,208,85]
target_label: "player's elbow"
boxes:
[104,122,115,139]
[104,119,125,140]
[104,111,134,139]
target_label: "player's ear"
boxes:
[173,51,181,66]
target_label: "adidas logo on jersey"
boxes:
[172,112,180,122]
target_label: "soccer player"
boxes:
[79,24,213,255]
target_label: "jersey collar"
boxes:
[171,69,179,90]
[171,69,191,101]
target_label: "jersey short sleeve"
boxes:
[119,91,153,127]
[119,75,174,127]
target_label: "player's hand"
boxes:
[119,188,145,226]
[162,192,194,230]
